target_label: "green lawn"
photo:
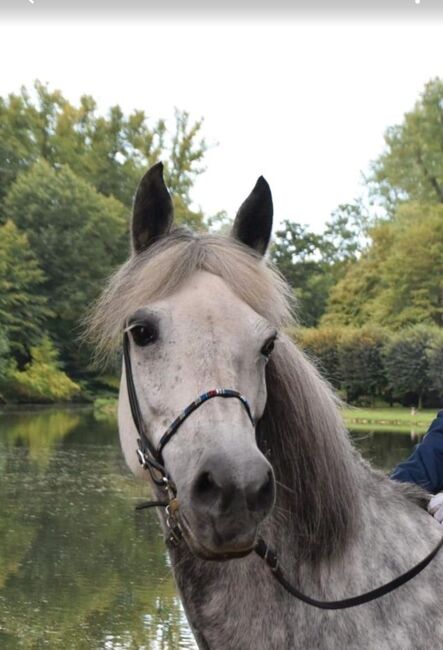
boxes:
[343,406,437,434]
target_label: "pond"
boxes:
[0,407,427,649]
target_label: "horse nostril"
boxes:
[247,469,275,513]
[193,470,220,505]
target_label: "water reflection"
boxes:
[0,408,419,648]
[0,408,197,649]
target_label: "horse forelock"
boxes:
[85,228,292,364]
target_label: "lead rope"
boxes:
[124,331,443,609]
[254,535,443,610]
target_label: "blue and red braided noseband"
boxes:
[123,331,255,486]
[157,389,255,461]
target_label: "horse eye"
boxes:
[261,336,276,359]
[130,323,158,347]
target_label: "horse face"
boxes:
[118,270,276,559]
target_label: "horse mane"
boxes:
[259,338,361,564]
[87,228,360,564]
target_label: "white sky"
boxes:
[0,18,442,231]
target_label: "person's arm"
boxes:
[391,410,443,494]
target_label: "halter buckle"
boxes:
[136,447,149,469]
[166,503,183,546]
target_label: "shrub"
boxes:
[4,338,80,403]
[338,327,388,404]
[382,325,437,409]
[291,326,343,388]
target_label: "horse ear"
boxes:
[231,176,273,256]
[132,162,174,254]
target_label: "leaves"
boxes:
[371,78,443,210]
[0,220,50,359]
[4,338,80,402]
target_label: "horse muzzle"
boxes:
[178,451,276,559]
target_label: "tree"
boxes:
[0,327,8,386]
[0,82,207,226]
[322,201,369,266]
[292,326,343,388]
[382,325,436,409]
[322,202,443,329]
[271,221,332,326]
[0,220,50,361]
[4,338,80,403]
[271,202,368,327]
[4,161,128,372]
[371,78,443,211]
[337,327,388,404]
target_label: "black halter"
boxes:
[123,330,443,610]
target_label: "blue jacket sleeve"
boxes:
[391,410,443,493]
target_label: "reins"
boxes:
[123,331,443,610]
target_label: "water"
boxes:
[0,407,425,649]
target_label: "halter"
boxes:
[123,330,443,610]
[123,330,255,542]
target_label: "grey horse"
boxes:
[88,163,443,649]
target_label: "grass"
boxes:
[342,406,437,434]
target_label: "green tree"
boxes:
[382,325,436,409]
[0,327,8,385]
[292,326,343,388]
[0,81,207,226]
[4,338,80,403]
[322,203,443,329]
[0,219,50,360]
[271,221,332,326]
[271,203,367,327]
[371,78,443,211]
[4,161,128,372]
[338,327,388,404]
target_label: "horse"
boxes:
[88,163,443,649]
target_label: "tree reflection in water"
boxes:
[0,408,417,649]
[0,407,197,649]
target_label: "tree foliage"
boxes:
[382,325,436,409]
[371,78,443,210]
[0,219,50,360]
[272,202,367,326]
[4,338,80,403]
[293,326,343,388]
[292,324,443,407]
[323,202,443,329]
[337,327,387,404]
[4,161,128,370]
[0,81,207,226]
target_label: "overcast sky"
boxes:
[0,11,442,231]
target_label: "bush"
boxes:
[291,326,343,388]
[0,328,9,397]
[338,327,388,404]
[4,338,80,403]
[382,325,438,409]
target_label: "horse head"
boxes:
[118,163,278,559]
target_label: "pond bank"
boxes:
[343,406,436,434]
